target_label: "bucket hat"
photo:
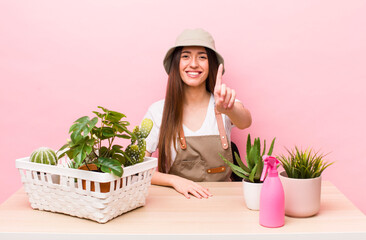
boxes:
[163,28,225,74]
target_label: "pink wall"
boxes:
[1,1,365,213]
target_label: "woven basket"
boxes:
[15,156,157,223]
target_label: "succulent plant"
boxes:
[277,147,333,179]
[221,134,276,183]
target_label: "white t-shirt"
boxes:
[143,94,236,162]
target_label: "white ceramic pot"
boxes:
[279,171,322,217]
[242,180,263,211]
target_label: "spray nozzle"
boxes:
[260,155,280,182]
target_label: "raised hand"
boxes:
[214,64,236,113]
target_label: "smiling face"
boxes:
[179,46,209,88]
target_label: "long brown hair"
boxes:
[157,47,219,173]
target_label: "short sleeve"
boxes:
[143,100,164,153]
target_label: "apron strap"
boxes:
[179,126,187,150]
[214,108,229,150]
[179,109,229,150]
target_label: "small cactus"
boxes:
[124,118,152,166]
[30,147,58,165]
[125,145,140,165]
[138,138,147,162]
[140,118,153,138]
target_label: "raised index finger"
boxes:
[215,64,224,88]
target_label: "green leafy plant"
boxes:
[221,134,276,183]
[58,106,153,177]
[277,147,333,179]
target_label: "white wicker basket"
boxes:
[15,156,157,223]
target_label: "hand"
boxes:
[214,64,236,113]
[170,175,212,199]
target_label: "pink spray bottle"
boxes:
[259,156,285,228]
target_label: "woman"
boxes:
[144,28,252,199]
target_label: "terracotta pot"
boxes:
[279,171,321,217]
[242,180,263,211]
[78,164,122,193]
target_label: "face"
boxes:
[179,46,209,88]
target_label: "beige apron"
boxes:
[169,109,233,182]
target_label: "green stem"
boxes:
[108,137,115,152]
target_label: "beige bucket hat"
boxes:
[163,28,225,74]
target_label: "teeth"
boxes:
[187,72,199,76]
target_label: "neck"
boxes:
[183,85,211,107]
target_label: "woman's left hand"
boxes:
[214,64,236,113]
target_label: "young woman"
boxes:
[144,28,252,199]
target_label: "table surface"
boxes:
[0,181,365,240]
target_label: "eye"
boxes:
[181,54,190,59]
[199,55,207,60]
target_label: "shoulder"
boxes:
[146,99,165,116]
[148,99,165,111]
[144,99,165,127]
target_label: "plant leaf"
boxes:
[112,145,124,151]
[116,134,131,139]
[234,152,250,173]
[69,136,95,168]
[106,111,126,122]
[97,106,108,113]
[255,155,263,180]
[98,157,123,177]
[88,117,98,134]
[112,153,126,165]
[101,127,115,138]
[256,138,261,158]
[267,138,276,155]
[69,116,89,139]
[262,139,266,156]
[93,111,105,119]
[219,153,249,179]
[69,116,98,143]
[249,164,258,182]
[246,134,251,157]
[247,146,258,170]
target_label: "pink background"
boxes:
[1,1,365,214]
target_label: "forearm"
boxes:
[221,102,252,129]
[151,171,176,187]
[145,151,175,187]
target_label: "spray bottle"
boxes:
[259,156,285,228]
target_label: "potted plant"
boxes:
[277,147,334,217]
[58,106,153,192]
[15,106,157,223]
[221,134,275,210]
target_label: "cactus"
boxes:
[140,118,153,138]
[30,147,58,165]
[124,118,153,166]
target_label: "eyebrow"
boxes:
[181,50,207,55]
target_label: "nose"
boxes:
[189,56,198,68]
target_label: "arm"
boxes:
[145,151,212,199]
[219,101,252,130]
